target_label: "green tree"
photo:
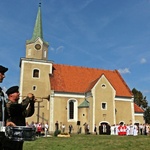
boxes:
[144,106,150,124]
[132,88,150,123]
[132,88,148,109]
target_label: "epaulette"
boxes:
[7,101,13,105]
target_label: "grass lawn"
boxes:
[24,134,150,150]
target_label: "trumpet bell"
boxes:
[42,95,50,101]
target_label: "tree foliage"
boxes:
[132,88,150,123]
[144,106,150,124]
[132,88,148,109]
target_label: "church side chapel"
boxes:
[19,4,144,134]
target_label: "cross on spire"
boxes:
[39,0,41,7]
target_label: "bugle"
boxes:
[20,95,50,102]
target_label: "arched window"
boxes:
[69,101,74,119]
[33,69,39,78]
[68,99,78,121]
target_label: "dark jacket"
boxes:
[0,88,8,125]
[6,97,35,126]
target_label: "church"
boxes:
[19,4,144,134]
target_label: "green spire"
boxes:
[32,3,43,40]
[27,3,45,44]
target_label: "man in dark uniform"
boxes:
[0,65,8,125]
[0,65,16,150]
[0,65,10,150]
[3,86,35,150]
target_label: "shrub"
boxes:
[54,130,61,136]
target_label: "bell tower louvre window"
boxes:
[33,69,39,78]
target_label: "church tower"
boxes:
[26,3,49,60]
[19,3,52,124]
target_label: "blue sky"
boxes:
[0,0,150,103]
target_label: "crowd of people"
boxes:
[83,121,150,136]
[25,121,74,137]
[26,121,49,137]
[110,123,138,136]
[24,121,150,137]
[52,120,148,136]
[25,120,150,137]
[110,123,150,136]
[93,123,150,136]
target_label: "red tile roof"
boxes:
[134,103,144,113]
[50,64,133,97]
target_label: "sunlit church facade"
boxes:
[19,4,144,133]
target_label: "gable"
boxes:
[50,64,133,97]
[91,74,115,92]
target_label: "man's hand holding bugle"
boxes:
[27,93,35,102]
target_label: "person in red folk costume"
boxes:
[37,123,42,137]
[118,122,124,136]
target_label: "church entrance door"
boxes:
[99,122,110,135]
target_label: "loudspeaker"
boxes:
[77,121,80,126]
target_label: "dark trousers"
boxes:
[140,129,143,135]
[0,132,5,150]
[3,138,23,150]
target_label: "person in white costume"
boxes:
[62,124,65,133]
[115,124,119,135]
[129,123,134,135]
[111,124,115,135]
[44,122,49,137]
[133,123,138,136]
[126,124,130,136]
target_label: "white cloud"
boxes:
[56,46,64,53]
[50,46,64,53]
[140,58,146,64]
[118,68,130,74]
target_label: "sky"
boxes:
[0,0,150,103]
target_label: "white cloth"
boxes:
[133,125,138,136]
[126,126,130,136]
[129,125,134,135]
[62,124,65,132]
[111,126,115,135]
[45,123,49,131]
[44,123,49,136]
[115,125,119,135]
